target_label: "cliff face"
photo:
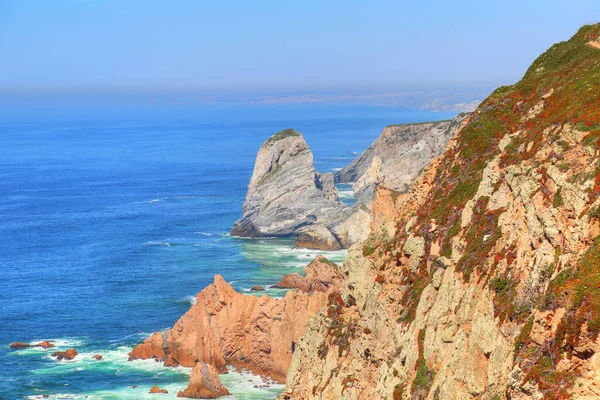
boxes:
[231,129,345,238]
[335,114,469,197]
[283,24,600,399]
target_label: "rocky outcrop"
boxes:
[149,385,168,394]
[282,23,600,399]
[273,256,341,293]
[9,342,30,349]
[9,341,55,349]
[177,362,230,399]
[232,116,468,251]
[51,349,78,361]
[92,354,103,360]
[129,257,341,383]
[231,129,345,238]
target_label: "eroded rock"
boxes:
[176,362,230,399]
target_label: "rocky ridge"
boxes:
[281,23,600,399]
[129,258,342,393]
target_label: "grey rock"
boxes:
[231,129,345,238]
[335,113,469,202]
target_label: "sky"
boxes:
[0,0,599,96]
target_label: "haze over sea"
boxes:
[0,100,455,399]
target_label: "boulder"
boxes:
[92,354,103,360]
[51,348,78,360]
[273,256,341,293]
[250,285,265,291]
[295,224,342,250]
[35,341,54,349]
[9,342,30,349]
[177,362,230,399]
[149,385,168,394]
[272,273,309,291]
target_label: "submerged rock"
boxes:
[92,354,103,360]
[231,129,345,238]
[250,285,265,291]
[176,362,230,399]
[35,341,54,349]
[51,348,78,360]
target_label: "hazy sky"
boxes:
[1,0,599,94]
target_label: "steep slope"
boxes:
[283,23,600,400]
[231,128,344,238]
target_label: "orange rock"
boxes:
[250,285,265,291]
[129,266,338,383]
[149,385,168,394]
[272,273,309,291]
[35,341,55,349]
[51,348,78,360]
[273,256,341,293]
[176,362,230,398]
[92,354,103,360]
[9,342,30,349]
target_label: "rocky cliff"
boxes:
[282,23,600,399]
[232,116,467,251]
[231,128,345,238]
[129,257,341,391]
[335,114,469,199]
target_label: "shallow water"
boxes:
[0,103,454,398]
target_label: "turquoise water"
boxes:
[0,102,455,399]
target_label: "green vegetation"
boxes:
[411,329,435,399]
[257,164,281,185]
[362,237,377,256]
[553,188,564,208]
[265,128,301,144]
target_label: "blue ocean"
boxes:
[0,100,455,399]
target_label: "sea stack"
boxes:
[231,129,345,240]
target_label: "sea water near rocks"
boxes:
[0,101,454,399]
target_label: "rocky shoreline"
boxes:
[125,23,600,399]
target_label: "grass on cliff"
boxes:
[265,128,301,144]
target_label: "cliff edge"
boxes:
[282,23,600,399]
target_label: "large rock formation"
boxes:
[177,362,230,399]
[293,115,468,251]
[129,257,342,385]
[231,129,345,238]
[232,118,468,251]
[282,24,600,399]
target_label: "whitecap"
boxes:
[179,295,196,306]
[144,241,171,247]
